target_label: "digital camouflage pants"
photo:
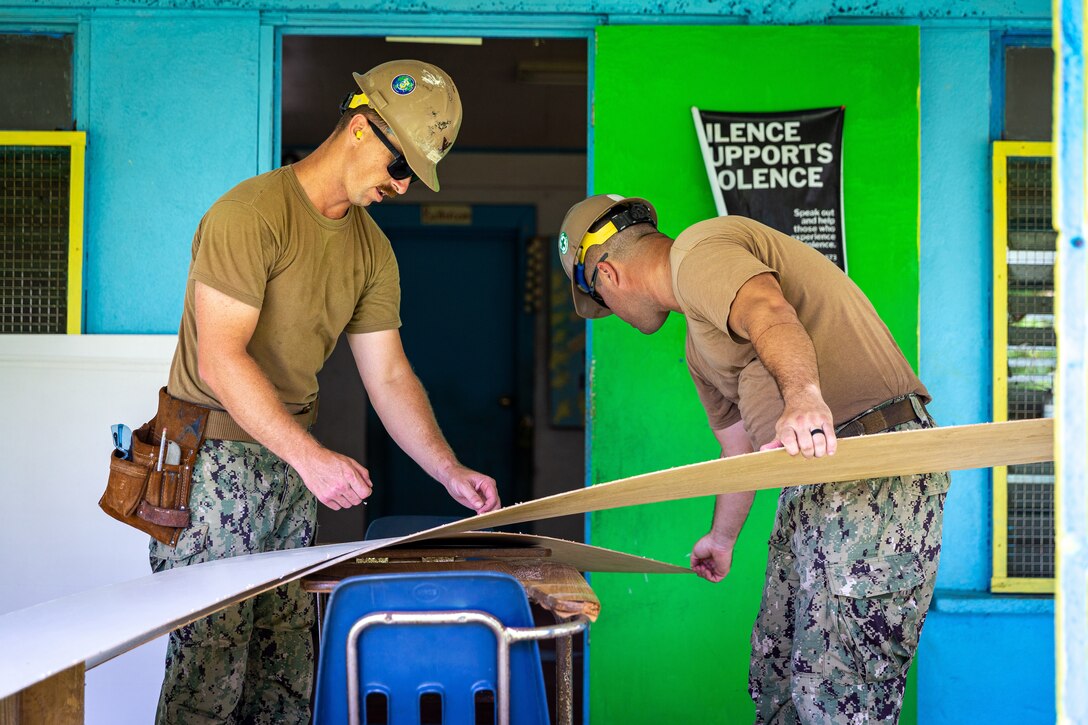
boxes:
[750,419,949,724]
[149,440,317,725]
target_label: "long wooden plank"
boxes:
[383,531,686,573]
[400,418,1054,539]
[0,533,681,700]
[0,419,1052,701]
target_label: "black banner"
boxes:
[692,106,846,270]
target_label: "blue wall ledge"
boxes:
[933,589,1055,615]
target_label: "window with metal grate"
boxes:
[993,144,1055,593]
[0,32,81,334]
[0,145,72,333]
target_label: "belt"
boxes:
[204,400,318,443]
[835,394,930,439]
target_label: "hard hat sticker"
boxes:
[391,75,417,95]
[558,232,569,255]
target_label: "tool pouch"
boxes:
[99,388,210,547]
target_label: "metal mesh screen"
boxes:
[0,145,71,333]
[1005,154,1055,579]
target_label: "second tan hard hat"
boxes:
[353,60,462,192]
[558,194,658,319]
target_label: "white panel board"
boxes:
[0,541,370,698]
[0,335,176,720]
[0,334,176,614]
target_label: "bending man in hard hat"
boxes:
[558,195,948,724]
[152,61,499,724]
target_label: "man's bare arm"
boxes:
[347,330,500,513]
[727,272,837,458]
[194,281,372,509]
[690,421,755,582]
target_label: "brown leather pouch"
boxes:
[98,388,210,547]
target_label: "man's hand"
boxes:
[292,448,373,510]
[690,531,736,583]
[441,465,501,514]
[761,385,837,459]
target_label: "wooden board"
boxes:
[0,663,83,725]
[0,418,1053,701]
[376,532,687,573]
[399,418,1054,538]
[305,559,602,622]
[0,533,681,700]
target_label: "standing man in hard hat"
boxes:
[557,195,948,724]
[151,61,499,724]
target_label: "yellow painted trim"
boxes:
[0,131,87,334]
[992,142,1011,585]
[991,577,1056,594]
[991,141,1055,594]
[66,137,86,334]
[0,131,87,147]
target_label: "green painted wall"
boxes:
[589,26,920,722]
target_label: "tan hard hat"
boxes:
[557,194,658,319]
[353,60,462,192]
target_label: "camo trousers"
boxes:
[149,440,317,725]
[750,419,949,724]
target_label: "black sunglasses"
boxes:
[367,120,418,185]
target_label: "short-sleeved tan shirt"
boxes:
[168,166,401,409]
[670,216,928,449]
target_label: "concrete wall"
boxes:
[0,0,1056,722]
[917,23,1056,725]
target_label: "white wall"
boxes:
[0,334,176,723]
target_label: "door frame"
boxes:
[269,25,595,722]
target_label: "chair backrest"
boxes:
[364,515,461,540]
[313,571,549,725]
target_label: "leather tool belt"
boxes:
[99,388,211,547]
[835,393,931,439]
[99,389,319,546]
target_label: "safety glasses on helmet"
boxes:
[573,202,655,308]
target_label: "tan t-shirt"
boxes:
[168,166,401,409]
[670,216,928,448]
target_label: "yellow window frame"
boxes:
[991,140,1054,594]
[0,130,86,334]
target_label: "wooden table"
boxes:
[301,544,599,724]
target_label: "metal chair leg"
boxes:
[555,626,574,725]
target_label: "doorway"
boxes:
[362,203,535,520]
[280,35,589,544]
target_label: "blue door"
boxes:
[364,204,535,519]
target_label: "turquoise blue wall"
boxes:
[2,0,1055,720]
[920,598,1055,722]
[84,12,262,333]
[918,23,1056,725]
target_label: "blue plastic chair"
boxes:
[313,571,577,725]
[364,515,461,540]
